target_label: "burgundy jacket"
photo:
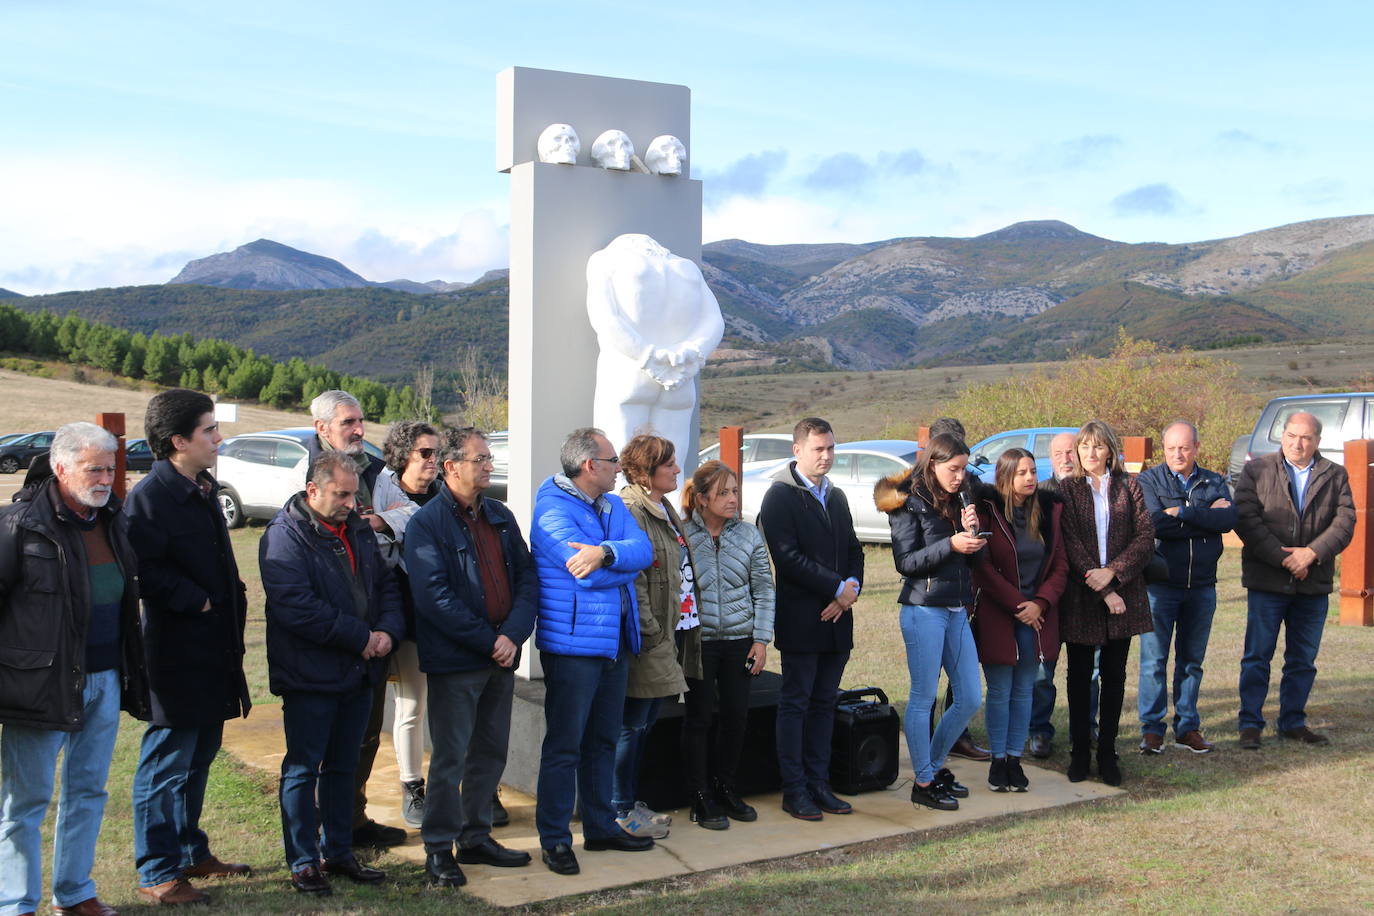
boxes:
[1058,472,1155,645]
[972,487,1068,666]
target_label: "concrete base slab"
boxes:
[223,706,1121,907]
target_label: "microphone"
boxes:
[958,488,976,534]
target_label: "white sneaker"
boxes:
[616,808,670,839]
[632,799,671,827]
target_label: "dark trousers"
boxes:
[132,722,224,886]
[280,687,373,869]
[422,666,514,854]
[776,649,849,795]
[1067,638,1130,757]
[682,638,754,794]
[535,648,629,849]
[351,674,389,829]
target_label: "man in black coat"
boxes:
[304,389,401,849]
[126,390,252,905]
[260,453,404,895]
[757,417,864,821]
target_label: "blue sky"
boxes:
[4,0,1371,294]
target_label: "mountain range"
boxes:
[7,215,1374,380]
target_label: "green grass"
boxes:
[17,540,1374,914]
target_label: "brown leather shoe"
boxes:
[948,735,991,761]
[1279,725,1330,745]
[1138,733,1164,755]
[52,898,120,916]
[1238,727,1262,750]
[137,878,208,906]
[184,855,251,878]
[1174,730,1215,754]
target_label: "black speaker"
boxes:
[830,686,900,794]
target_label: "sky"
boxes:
[3,0,1372,294]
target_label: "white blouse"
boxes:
[1087,473,1111,566]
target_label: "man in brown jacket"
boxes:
[1235,411,1354,749]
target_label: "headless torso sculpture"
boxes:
[586,233,724,471]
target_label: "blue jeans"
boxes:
[133,722,224,886]
[0,669,121,916]
[612,696,663,814]
[900,605,982,784]
[278,688,373,869]
[1139,584,1216,737]
[536,648,629,849]
[775,650,850,795]
[1030,651,1099,743]
[1238,590,1329,732]
[982,623,1038,758]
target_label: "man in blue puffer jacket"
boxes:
[1135,420,1236,756]
[530,428,652,877]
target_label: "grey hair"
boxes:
[307,452,359,489]
[50,422,118,472]
[439,427,485,469]
[310,389,361,424]
[1163,419,1199,444]
[561,427,605,478]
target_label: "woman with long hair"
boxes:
[971,448,1068,792]
[874,433,985,811]
[679,460,775,829]
[613,434,703,837]
[1057,420,1155,785]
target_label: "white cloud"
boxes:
[0,155,509,294]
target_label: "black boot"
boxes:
[690,790,729,830]
[1096,748,1122,787]
[1067,746,1091,783]
[714,780,757,822]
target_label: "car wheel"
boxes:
[0,456,18,474]
[218,486,244,529]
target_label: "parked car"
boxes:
[698,433,795,472]
[124,437,155,473]
[485,430,509,502]
[0,433,26,447]
[967,427,1078,483]
[0,431,55,474]
[1230,392,1374,483]
[214,427,383,528]
[740,439,920,543]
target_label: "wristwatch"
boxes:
[600,544,615,568]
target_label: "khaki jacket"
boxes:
[620,485,703,698]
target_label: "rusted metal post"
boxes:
[917,425,931,449]
[1339,439,1374,626]
[719,426,744,519]
[1122,436,1153,475]
[96,412,127,499]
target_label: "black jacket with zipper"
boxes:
[875,468,978,608]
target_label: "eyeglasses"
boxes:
[413,447,437,460]
[592,455,620,465]
[462,455,495,466]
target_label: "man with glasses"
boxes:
[305,390,403,849]
[402,428,539,888]
[529,428,652,876]
[0,422,150,916]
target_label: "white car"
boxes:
[698,433,795,472]
[215,427,382,528]
[740,440,920,544]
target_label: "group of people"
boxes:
[877,411,1352,812]
[0,390,1353,912]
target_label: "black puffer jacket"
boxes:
[875,468,977,608]
[0,479,150,730]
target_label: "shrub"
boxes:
[937,331,1260,471]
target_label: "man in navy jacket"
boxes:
[259,453,404,896]
[1136,421,1236,755]
[404,428,538,887]
[126,389,252,905]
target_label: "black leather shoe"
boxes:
[424,850,466,888]
[323,854,386,884]
[714,782,757,822]
[491,790,510,827]
[541,844,579,875]
[351,819,406,848]
[583,833,654,852]
[933,767,969,798]
[809,784,852,814]
[782,792,823,821]
[458,837,532,867]
[910,780,958,811]
[690,790,729,830]
[1028,734,1053,759]
[290,863,332,895]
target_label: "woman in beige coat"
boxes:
[612,434,704,837]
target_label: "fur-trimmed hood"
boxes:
[874,466,919,514]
